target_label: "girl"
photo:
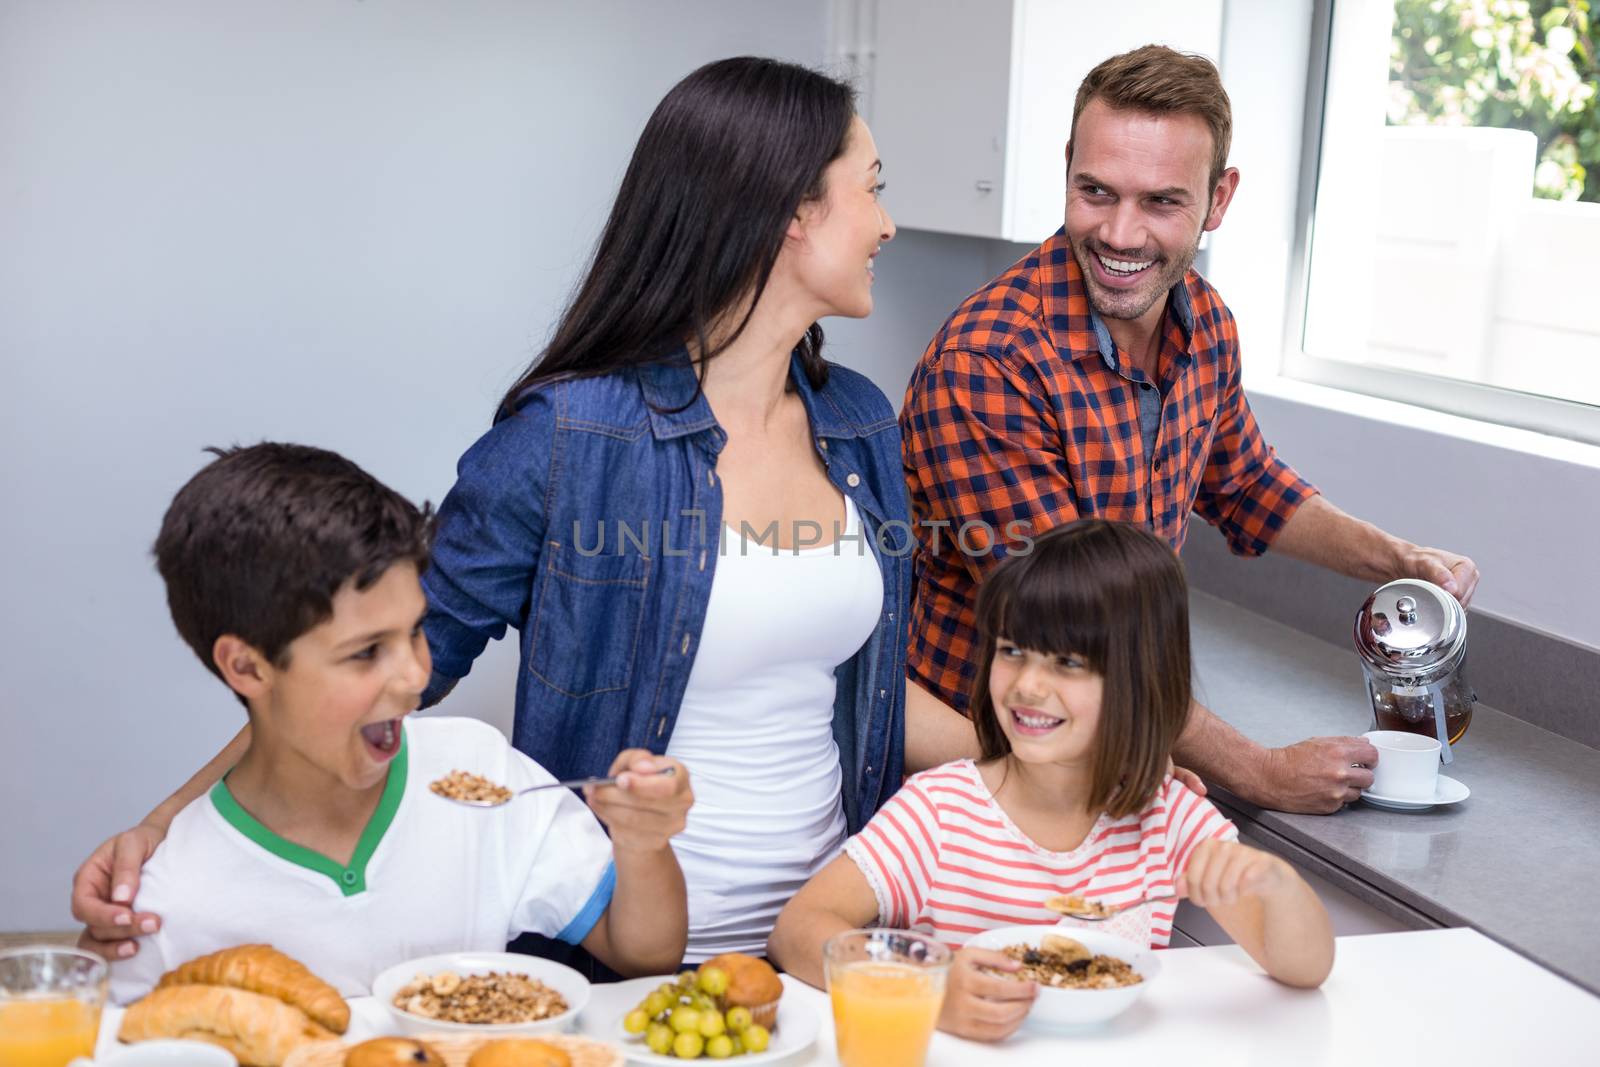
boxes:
[769,519,1334,1041]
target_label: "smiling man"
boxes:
[902,45,1480,815]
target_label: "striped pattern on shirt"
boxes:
[844,760,1236,950]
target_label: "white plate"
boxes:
[370,951,590,1036]
[577,975,818,1065]
[1361,773,1470,811]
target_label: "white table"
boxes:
[592,929,1600,1067]
[95,929,1599,1066]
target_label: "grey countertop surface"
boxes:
[1189,591,1600,994]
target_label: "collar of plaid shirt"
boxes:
[1048,235,1198,388]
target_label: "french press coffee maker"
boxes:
[1353,578,1474,764]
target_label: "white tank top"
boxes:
[666,493,883,961]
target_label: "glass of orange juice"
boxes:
[0,946,108,1067]
[824,929,951,1067]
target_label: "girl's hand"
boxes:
[1177,839,1290,908]
[583,751,693,854]
[936,947,1037,1043]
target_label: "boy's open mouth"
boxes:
[360,718,403,761]
[1010,706,1066,738]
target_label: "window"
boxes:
[1289,0,1600,444]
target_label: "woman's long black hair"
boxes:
[495,56,857,422]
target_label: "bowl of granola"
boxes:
[964,927,1160,1030]
[371,951,590,1036]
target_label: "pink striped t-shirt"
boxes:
[844,759,1237,949]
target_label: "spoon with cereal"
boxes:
[1045,892,1177,922]
[430,767,676,808]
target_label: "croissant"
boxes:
[156,943,349,1033]
[119,984,335,1067]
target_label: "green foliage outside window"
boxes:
[1390,0,1600,201]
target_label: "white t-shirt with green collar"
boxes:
[109,716,615,1004]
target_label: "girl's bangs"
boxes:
[976,550,1110,669]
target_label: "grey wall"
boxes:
[0,0,1003,930]
[0,1,760,927]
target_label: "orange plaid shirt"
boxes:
[902,229,1317,712]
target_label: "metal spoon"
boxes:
[1044,892,1178,922]
[438,766,677,808]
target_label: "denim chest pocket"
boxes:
[528,541,651,698]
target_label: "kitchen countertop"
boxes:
[1188,591,1600,995]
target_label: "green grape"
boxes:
[677,970,699,991]
[724,1006,752,1033]
[696,965,730,998]
[705,1034,734,1059]
[668,1006,702,1034]
[643,992,671,1018]
[646,1022,675,1055]
[743,1024,771,1053]
[691,994,718,1014]
[657,982,682,1001]
[697,1010,727,1038]
[727,1035,745,1056]
[623,1008,650,1034]
[672,1031,705,1060]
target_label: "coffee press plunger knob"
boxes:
[1396,596,1418,624]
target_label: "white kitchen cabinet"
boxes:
[864,0,1224,242]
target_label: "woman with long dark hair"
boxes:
[71,56,975,969]
[425,54,915,965]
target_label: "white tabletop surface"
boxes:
[95,928,1598,1066]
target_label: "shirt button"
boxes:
[846,473,861,488]
[1154,456,1163,472]
[819,440,829,450]
[341,870,357,887]
[879,689,887,699]
[681,634,691,655]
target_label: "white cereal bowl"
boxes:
[370,951,590,1036]
[964,925,1160,1030]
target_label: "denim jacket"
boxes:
[421,350,909,834]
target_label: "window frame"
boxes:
[1281,0,1600,448]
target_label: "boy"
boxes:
[108,443,691,1003]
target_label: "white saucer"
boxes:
[1361,774,1470,811]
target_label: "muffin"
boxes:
[702,953,783,1031]
[344,1037,446,1066]
[467,1038,572,1067]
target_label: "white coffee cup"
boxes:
[1364,729,1441,800]
[71,1039,238,1067]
